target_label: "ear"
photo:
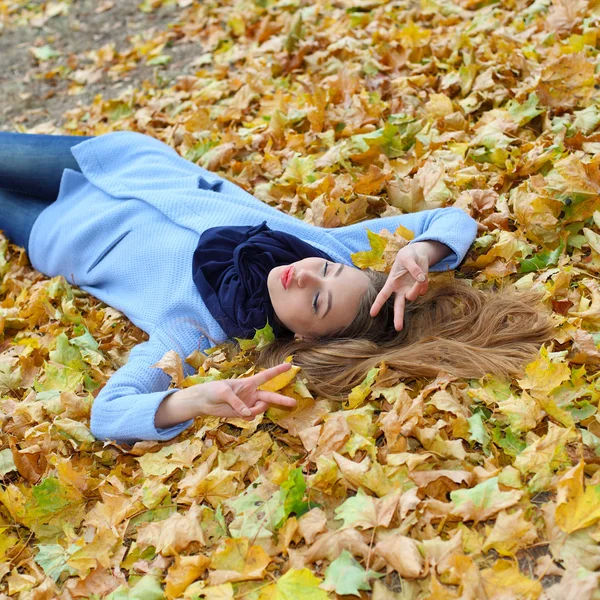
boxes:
[294,333,304,341]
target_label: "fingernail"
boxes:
[242,408,252,417]
[417,274,426,282]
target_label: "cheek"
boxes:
[273,291,309,330]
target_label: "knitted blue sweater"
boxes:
[28,132,478,443]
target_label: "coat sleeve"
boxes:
[326,207,478,271]
[90,329,193,443]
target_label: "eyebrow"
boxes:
[322,264,344,319]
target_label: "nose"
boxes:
[295,269,320,288]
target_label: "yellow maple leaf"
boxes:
[165,554,210,600]
[209,537,271,585]
[517,346,571,397]
[351,230,387,271]
[258,360,300,392]
[482,510,537,556]
[555,461,600,534]
[481,560,542,600]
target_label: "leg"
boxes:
[0,132,93,201]
[0,188,49,249]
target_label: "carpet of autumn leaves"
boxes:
[2,0,600,598]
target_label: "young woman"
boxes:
[0,132,552,443]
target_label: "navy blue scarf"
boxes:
[192,221,332,339]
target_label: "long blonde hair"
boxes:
[256,272,555,399]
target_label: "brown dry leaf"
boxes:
[297,508,327,544]
[288,528,372,569]
[546,0,588,34]
[541,559,600,600]
[136,503,205,556]
[152,350,184,388]
[375,532,426,579]
[536,54,595,110]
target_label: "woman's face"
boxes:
[267,257,370,338]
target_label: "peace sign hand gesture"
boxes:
[369,243,430,331]
[155,363,297,429]
[201,363,297,420]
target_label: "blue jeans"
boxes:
[0,133,92,249]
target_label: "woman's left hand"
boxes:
[370,243,430,331]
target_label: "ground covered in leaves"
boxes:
[1,0,600,598]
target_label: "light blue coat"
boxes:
[28,132,478,442]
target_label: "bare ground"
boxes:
[0,0,200,131]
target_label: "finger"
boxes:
[257,391,297,408]
[243,401,268,420]
[223,387,252,417]
[403,256,427,283]
[250,362,292,387]
[405,280,423,302]
[370,283,394,317]
[394,294,406,331]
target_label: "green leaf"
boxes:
[105,575,165,600]
[467,412,491,455]
[71,326,104,366]
[518,241,564,273]
[0,448,16,476]
[31,45,61,61]
[273,568,327,600]
[321,550,381,596]
[334,488,376,529]
[49,333,84,370]
[565,400,597,422]
[147,54,171,66]
[35,544,79,581]
[236,322,275,351]
[228,488,283,540]
[277,468,311,528]
[185,139,217,163]
[572,104,600,135]
[493,426,527,457]
[31,477,72,514]
[450,477,518,511]
[352,122,408,158]
[507,93,543,126]
[35,362,83,393]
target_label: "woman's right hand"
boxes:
[154,363,297,428]
[198,363,297,419]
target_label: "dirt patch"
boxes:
[0,0,201,130]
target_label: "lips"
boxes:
[281,265,294,289]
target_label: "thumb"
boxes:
[223,387,252,417]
